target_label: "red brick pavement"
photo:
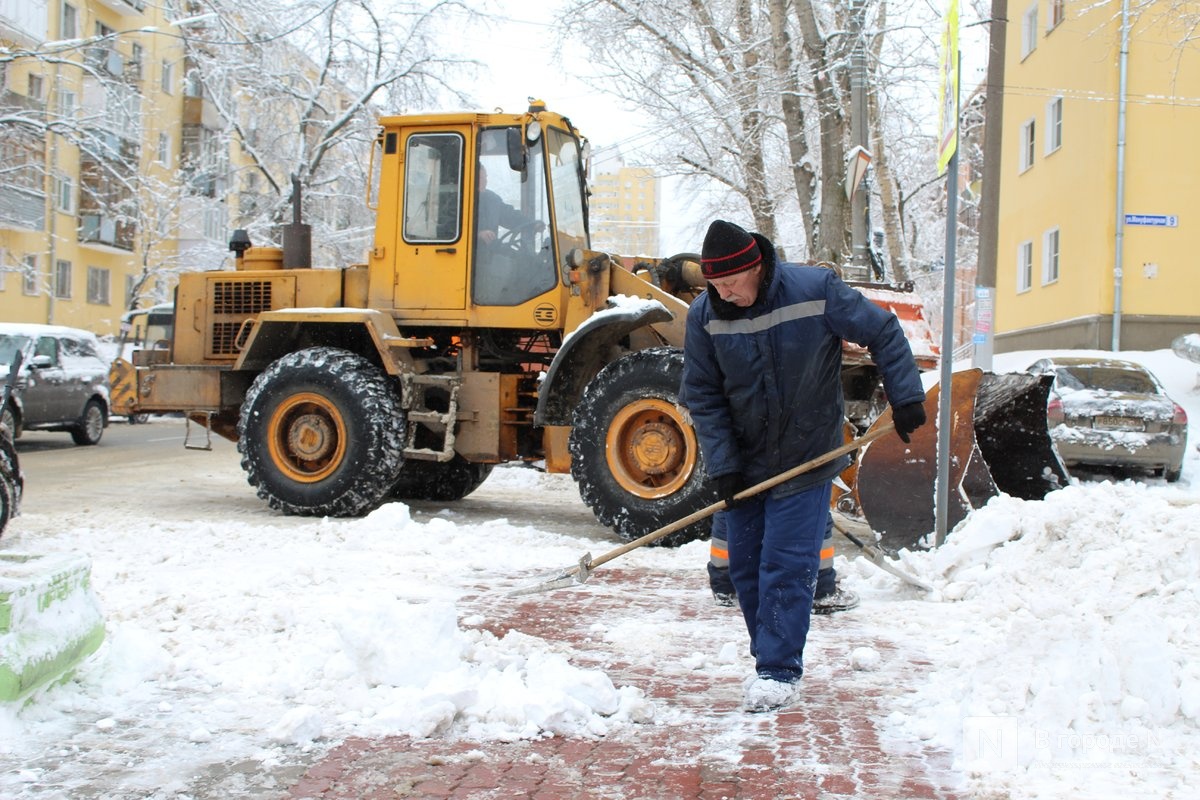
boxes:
[287,566,961,800]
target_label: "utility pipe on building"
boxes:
[1113,0,1130,351]
[973,0,1007,373]
[849,0,871,273]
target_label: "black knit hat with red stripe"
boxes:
[700,220,763,279]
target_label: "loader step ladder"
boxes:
[184,411,214,451]
[401,373,460,463]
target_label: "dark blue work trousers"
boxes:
[725,481,832,683]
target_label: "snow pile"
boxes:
[0,495,655,768]
[848,346,1200,797]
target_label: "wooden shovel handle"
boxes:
[586,422,896,571]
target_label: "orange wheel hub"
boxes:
[605,398,698,499]
[267,392,347,483]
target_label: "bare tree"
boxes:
[559,0,785,247]
[560,0,947,268]
[174,0,473,265]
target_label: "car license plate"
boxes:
[1094,415,1143,431]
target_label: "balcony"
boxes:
[182,95,222,129]
[0,0,48,46]
[85,47,126,78]
[0,88,46,115]
[94,0,146,17]
[0,185,45,232]
[79,213,135,251]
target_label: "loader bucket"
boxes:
[853,368,1067,552]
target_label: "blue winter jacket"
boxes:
[680,234,925,496]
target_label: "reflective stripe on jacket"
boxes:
[681,238,924,496]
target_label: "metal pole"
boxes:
[1112,0,1130,351]
[935,53,962,548]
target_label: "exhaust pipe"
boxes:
[282,174,311,269]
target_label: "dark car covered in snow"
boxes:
[1027,356,1187,482]
[0,323,111,446]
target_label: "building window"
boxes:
[60,2,78,39]
[87,266,111,305]
[1020,119,1036,172]
[1017,242,1033,293]
[1021,3,1039,58]
[1048,0,1065,30]
[27,73,43,100]
[157,132,171,165]
[54,259,72,299]
[58,88,76,120]
[203,205,225,241]
[1043,228,1060,284]
[22,255,38,295]
[1046,97,1063,153]
[129,43,144,81]
[54,175,74,213]
[161,61,175,94]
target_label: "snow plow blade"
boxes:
[854,368,1068,551]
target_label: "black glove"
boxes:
[892,402,927,444]
[711,473,747,508]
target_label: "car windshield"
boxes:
[0,334,32,363]
[1055,365,1156,394]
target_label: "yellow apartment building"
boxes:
[996,0,1200,351]
[0,0,218,334]
[589,152,661,258]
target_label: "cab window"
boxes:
[471,126,555,306]
[403,133,463,243]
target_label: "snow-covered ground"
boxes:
[1,346,1198,799]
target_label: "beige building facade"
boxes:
[0,0,223,335]
[589,153,661,258]
[995,0,1200,351]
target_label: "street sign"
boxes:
[936,0,960,176]
[1124,214,1178,227]
[845,145,872,201]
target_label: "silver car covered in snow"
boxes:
[0,323,111,446]
[1027,356,1187,482]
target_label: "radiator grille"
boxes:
[207,280,277,357]
[210,322,243,356]
[212,281,273,314]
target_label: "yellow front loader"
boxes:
[111,102,718,546]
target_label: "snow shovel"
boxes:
[508,422,898,596]
[831,516,934,591]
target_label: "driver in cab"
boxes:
[476,164,538,248]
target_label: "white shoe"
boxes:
[742,676,800,712]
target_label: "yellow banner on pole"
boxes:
[937,0,960,176]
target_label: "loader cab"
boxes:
[370,107,590,328]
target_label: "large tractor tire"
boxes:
[237,347,406,517]
[569,347,712,547]
[390,457,494,502]
[0,433,20,536]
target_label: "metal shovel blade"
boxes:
[834,522,934,591]
[507,552,593,597]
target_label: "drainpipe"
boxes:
[46,60,62,325]
[1112,0,1130,351]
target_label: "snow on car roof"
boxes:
[0,322,100,341]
